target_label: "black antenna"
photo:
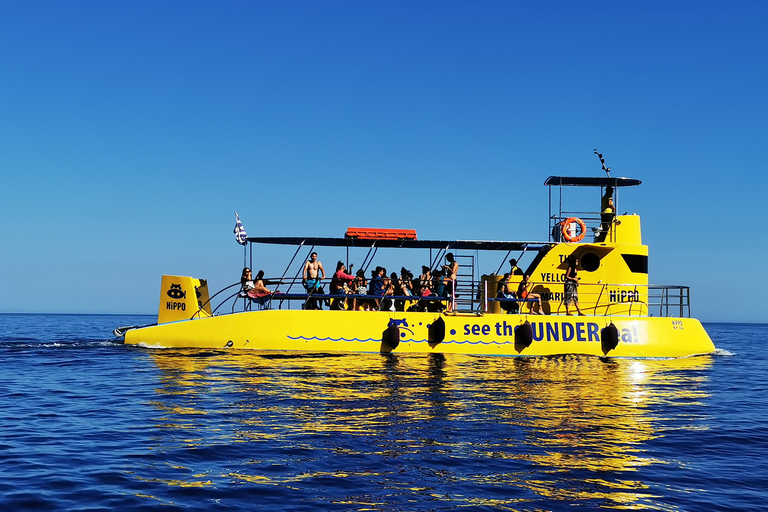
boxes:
[594,149,611,177]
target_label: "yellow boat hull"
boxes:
[124,310,715,358]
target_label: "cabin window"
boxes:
[581,252,600,272]
[621,254,648,274]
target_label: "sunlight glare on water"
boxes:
[135,350,716,509]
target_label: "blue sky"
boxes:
[1,1,766,322]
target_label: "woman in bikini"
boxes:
[517,274,544,315]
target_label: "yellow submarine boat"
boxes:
[117,173,715,358]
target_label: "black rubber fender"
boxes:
[514,321,533,349]
[601,323,619,353]
[387,324,400,350]
[429,317,446,344]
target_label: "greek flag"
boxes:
[234,213,247,246]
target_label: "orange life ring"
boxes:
[561,217,586,242]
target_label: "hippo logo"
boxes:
[167,284,186,299]
[389,318,414,337]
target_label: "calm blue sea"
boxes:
[0,314,764,512]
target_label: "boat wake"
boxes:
[0,339,123,349]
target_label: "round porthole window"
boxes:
[581,252,600,272]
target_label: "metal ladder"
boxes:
[452,254,480,313]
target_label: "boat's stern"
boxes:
[157,275,211,324]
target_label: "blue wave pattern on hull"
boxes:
[287,335,381,343]
[287,334,514,346]
[444,339,515,345]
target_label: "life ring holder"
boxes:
[561,217,586,243]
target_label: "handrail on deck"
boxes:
[200,277,691,318]
[549,210,617,243]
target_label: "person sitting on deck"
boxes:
[398,268,414,296]
[352,269,372,311]
[330,261,355,310]
[241,268,254,293]
[432,268,444,295]
[517,274,545,315]
[496,273,518,314]
[426,269,447,312]
[380,274,396,312]
[395,267,414,311]
[369,267,385,310]
[418,265,433,297]
[330,261,355,293]
[247,270,274,307]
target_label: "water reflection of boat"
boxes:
[118,169,715,358]
[144,350,714,506]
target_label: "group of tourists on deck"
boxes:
[300,251,459,311]
[241,251,585,315]
[239,251,459,311]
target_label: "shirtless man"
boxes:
[303,252,326,310]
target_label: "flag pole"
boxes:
[234,212,249,269]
